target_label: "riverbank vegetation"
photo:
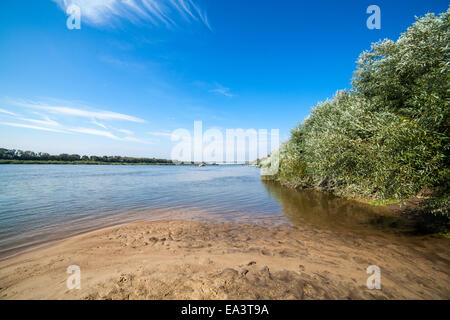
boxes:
[0,148,174,165]
[262,11,449,231]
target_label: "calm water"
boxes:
[0,165,411,258]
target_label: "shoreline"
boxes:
[0,205,284,262]
[1,219,449,300]
[0,161,174,166]
[261,179,450,235]
[0,220,135,262]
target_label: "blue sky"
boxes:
[0,0,448,158]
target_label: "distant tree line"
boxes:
[0,148,173,165]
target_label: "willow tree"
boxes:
[272,10,449,216]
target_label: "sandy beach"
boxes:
[0,219,449,300]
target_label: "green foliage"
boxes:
[0,148,174,165]
[270,10,449,215]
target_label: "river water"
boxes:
[0,164,415,258]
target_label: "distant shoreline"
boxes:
[0,160,175,165]
[0,160,245,166]
[0,148,249,166]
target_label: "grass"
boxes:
[368,199,402,207]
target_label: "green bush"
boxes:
[269,10,449,216]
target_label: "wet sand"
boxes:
[0,219,449,300]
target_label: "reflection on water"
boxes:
[262,180,415,235]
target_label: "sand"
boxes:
[0,219,449,300]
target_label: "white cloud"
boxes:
[169,0,211,30]
[147,131,172,137]
[209,83,234,97]
[118,128,133,135]
[122,136,154,144]
[9,99,146,123]
[1,98,155,144]
[52,0,211,29]
[69,127,120,140]
[1,121,148,143]
[69,127,151,143]
[0,108,19,116]
[91,118,108,129]
[19,116,60,127]
[0,122,67,133]
[142,0,176,27]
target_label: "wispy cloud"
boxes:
[0,108,19,116]
[53,0,211,30]
[0,122,67,133]
[19,116,60,127]
[118,128,133,135]
[147,131,172,137]
[1,98,153,144]
[209,83,234,98]
[169,0,211,30]
[91,118,108,129]
[69,127,121,140]
[122,136,154,144]
[70,127,151,143]
[8,99,146,123]
[2,121,149,143]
